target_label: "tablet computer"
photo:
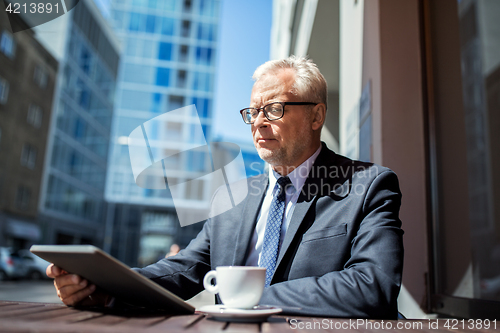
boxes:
[30,244,195,314]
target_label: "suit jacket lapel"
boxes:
[275,143,337,271]
[276,193,315,266]
[232,173,268,266]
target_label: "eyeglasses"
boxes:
[239,102,317,124]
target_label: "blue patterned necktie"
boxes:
[260,176,292,287]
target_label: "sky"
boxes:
[211,0,272,144]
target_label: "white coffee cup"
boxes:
[203,266,266,309]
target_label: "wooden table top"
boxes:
[1,301,499,333]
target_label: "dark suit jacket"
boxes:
[134,143,404,319]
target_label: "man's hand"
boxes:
[46,264,108,307]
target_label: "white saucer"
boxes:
[198,305,283,322]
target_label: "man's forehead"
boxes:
[250,70,295,105]
[251,87,282,105]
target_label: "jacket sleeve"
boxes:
[259,170,404,319]
[132,219,212,300]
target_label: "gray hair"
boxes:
[252,55,328,109]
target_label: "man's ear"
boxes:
[311,103,326,131]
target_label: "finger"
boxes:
[58,279,88,300]
[54,274,85,291]
[46,264,60,278]
[61,284,96,307]
[47,264,69,278]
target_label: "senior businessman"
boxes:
[48,56,404,319]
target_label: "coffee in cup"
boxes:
[203,266,266,309]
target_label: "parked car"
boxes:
[18,250,50,280]
[0,247,25,281]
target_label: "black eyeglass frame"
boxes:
[239,102,318,124]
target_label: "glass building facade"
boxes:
[104,0,221,265]
[38,0,120,245]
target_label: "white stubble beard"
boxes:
[255,125,313,170]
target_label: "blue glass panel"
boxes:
[202,124,210,139]
[207,24,213,41]
[79,90,90,110]
[80,47,91,74]
[132,0,145,7]
[158,42,172,60]
[161,17,175,35]
[146,15,156,33]
[152,93,162,113]
[74,118,86,138]
[199,0,212,16]
[113,10,125,30]
[192,97,200,115]
[197,23,204,40]
[192,72,198,90]
[197,23,213,41]
[192,97,210,118]
[194,72,210,91]
[156,67,170,86]
[164,0,176,11]
[203,99,210,118]
[200,98,207,117]
[195,47,213,65]
[148,0,157,9]
[206,48,212,64]
[195,47,203,63]
[70,152,77,168]
[129,13,141,31]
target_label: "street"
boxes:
[0,280,61,303]
[0,280,213,308]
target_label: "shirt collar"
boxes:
[268,144,322,192]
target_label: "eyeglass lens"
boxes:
[244,103,283,123]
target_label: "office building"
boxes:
[0,5,58,249]
[35,0,120,246]
[104,0,221,266]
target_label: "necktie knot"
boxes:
[276,176,292,194]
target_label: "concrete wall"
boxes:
[362,0,429,315]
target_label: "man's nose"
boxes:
[253,110,268,127]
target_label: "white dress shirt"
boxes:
[245,145,322,266]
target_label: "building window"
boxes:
[161,17,175,35]
[195,47,213,65]
[197,23,214,41]
[33,65,48,88]
[20,143,37,169]
[27,104,43,128]
[179,45,189,62]
[177,70,186,88]
[183,0,192,12]
[0,76,9,104]
[145,15,156,33]
[181,20,190,37]
[193,72,210,91]
[156,67,170,87]
[169,95,184,110]
[16,185,31,210]
[0,30,15,58]
[192,97,210,118]
[158,42,172,60]
[129,12,141,31]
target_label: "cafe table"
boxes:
[1,300,499,332]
